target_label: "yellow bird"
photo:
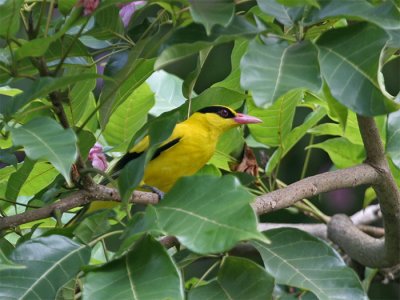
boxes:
[75,105,261,220]
[114,105,262,192]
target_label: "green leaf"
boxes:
[266,107,326,174]
[247,89,302,146]
[65,64,97,125]
[0,0,24,37]
[12,74,101,114]
[77,130,96,162]
[305,0,400,30]
[103,83,154,151]
[241,40,321,107]
[209,127,244,170]
[58,0,76,15]
[322,82,348,129]
[11,117,78,184]
[317,23,399,116]
[387,110,400,169]
[155,17,260,69]
[213,39,248,93]
[0,235,90,299]
[189,256,274,300]
[86,5,124,39]
[15,37,55,61]
[99,56,156,128]
[0,249,25,271]
[0,147,17,167]
[308,123,342,137]
[83,235,184,300]
[253,229,367,300]
[55,279,77,300]
[153,175,266,254]
[257,0,305,26]
[277,0,319,7]
[5,158,35,202]
[147,70,187,116]
[0,165,17,199]
[74,210,114,244]
[189,0,235,35]
[308,137,365,169]
[19,162,59,197]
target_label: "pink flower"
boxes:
[78,0,100,16]
[119,1,146,27]
[88,143,108,171]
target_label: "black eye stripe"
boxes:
[198,106,236,119]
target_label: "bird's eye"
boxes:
[219,109,229,118]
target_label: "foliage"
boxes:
[0,0,399,299]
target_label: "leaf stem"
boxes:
[300,134,314,180]
[193,259,221,288]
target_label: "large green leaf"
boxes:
[0,0,24,37]
[0,235,90,299]
[153,175,266,254]
[309,137,365,169]
[155,17,259,69]
[247,89,302,146]
[317,23,399,116]
[11,117,78,184]
[189,0,235,35]
[387,110,400,169]
[189,256,274,300]
[146,70,187,116]
[305,0,400,30]
[253,228,367,300]
[241,40,321,107]
[103,83,154,151]
[83,235,184,300]
[257,0,305,26]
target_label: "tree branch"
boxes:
[253,164,379,214]
[0,185,158,230]
[328,116,400,268]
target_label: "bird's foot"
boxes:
[141,185,165,200]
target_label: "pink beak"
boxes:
[233,113,262,124]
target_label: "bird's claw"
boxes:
[141,185,165,200]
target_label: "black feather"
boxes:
[197,106,236,119]
[112,137,181,174]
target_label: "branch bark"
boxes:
[253,164,379,214]
[327,116,400,268]
[0,185,158,230]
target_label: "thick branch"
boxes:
[0,185,158,230]
[253,164,378,214]
[328,116,400,268]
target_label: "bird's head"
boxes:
[192,105,262,132]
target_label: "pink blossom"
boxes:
[88,143,108,171]
[119,1,146,27]
[78,0,100,16]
